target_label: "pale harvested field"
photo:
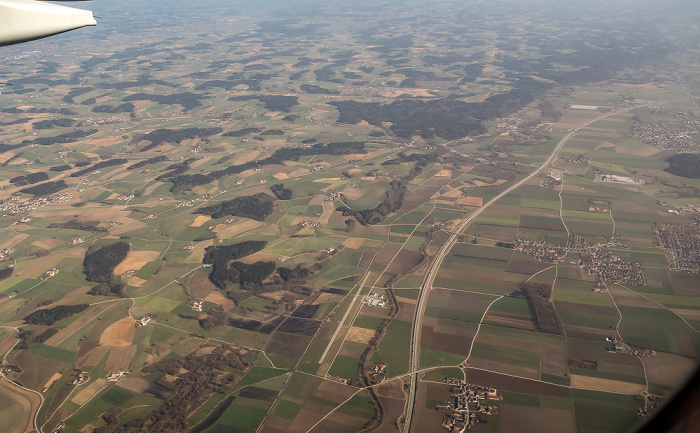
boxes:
[109,219,148,236]
[236,252,285,265]
[383,88,436,98]
[234,150,262,165]
[0,151,16,164]
[343,238,365,249]
[99,317,135,347]
[190,215,211,227]
[45,303,115,347]
[273,172,289,180]
[128,277,148,287]
[457,197,483,207]
[43,372,63,390]
[441,188,464,199]
[15,255,62,278]
[215,219,264,238]
[346,326,375,344]
[314,177,341,183]
[471,179,508,187]
[434,169,452,178]
[72,379,107,406]
[318,201,334,225]
[144,182,164,196]
[312,292,335,306]
[114,251,160,275]
[361,176,376,181]
[0,234,29,250]
[570,374,645,393]
[31,237,63,250]
[204,291,236,311]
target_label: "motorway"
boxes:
[401,109,625,432]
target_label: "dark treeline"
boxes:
[10,172,49,186]
[270,183,293,200]
[92,103,135,113]
[196,79,262,91]
[202,241,271,289]
[47,220,108,233]
[222,127,261,137]
[128,155,169,170]
[196,192,275,221]
[24,304,89,326]
[49,165,72,172]
[122,92,204,112]
[70,159,128,178]
[228,94,299,112]
[514,282,563,334]
[83,242,130,284]
[33,118,75,130]
[135,127,223,152]
[0,267,13,281]
[300,84,339,94]
[21,129,98,146]
[20,180,67,196]
[665,154,700,178]
[16,328,59,350]
[167,141,365,193]
[330,98,488,139]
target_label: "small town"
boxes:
[654,222,700,273]
[436,377,502,432]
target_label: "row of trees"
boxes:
[24,304,89,326]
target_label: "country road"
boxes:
[401,107,632,432]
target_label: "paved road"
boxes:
[401,109,622,432]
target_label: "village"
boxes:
[436,377,502,432]
[632,109,700,153]
[654,222,700,273]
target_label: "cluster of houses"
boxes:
[0,248,13,260]
[188,298,204,312]
[69,237,84,246]
[566,234,646,286]
[541,172,562,189]
[45,268,59,278]
[514,239,559,262]
[654,223,700,273]
[323,192,344,202]
[0,191,73,215]
[71,371,90,386]
[135,315,152,327]
[632,111,700,153]
[436,377,501,432]
[117,194,135,201]
[298,221,321,229]
[364,292,386,308]
[106,371,126,382]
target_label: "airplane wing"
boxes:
[0,0,96,47]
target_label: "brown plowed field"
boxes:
[643,352,697,395]
[99,317,135,347]
[421,325,471,356]
[500,405,576,433]
[358,251,376,268]
[554,300,618,316]
[265,332,311,359]
[385,250,422,275]
[312,379,357,403]
[465,368,571,397]
[484,312,536,329]
[540,346,568,377]
[287,401,334,433]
